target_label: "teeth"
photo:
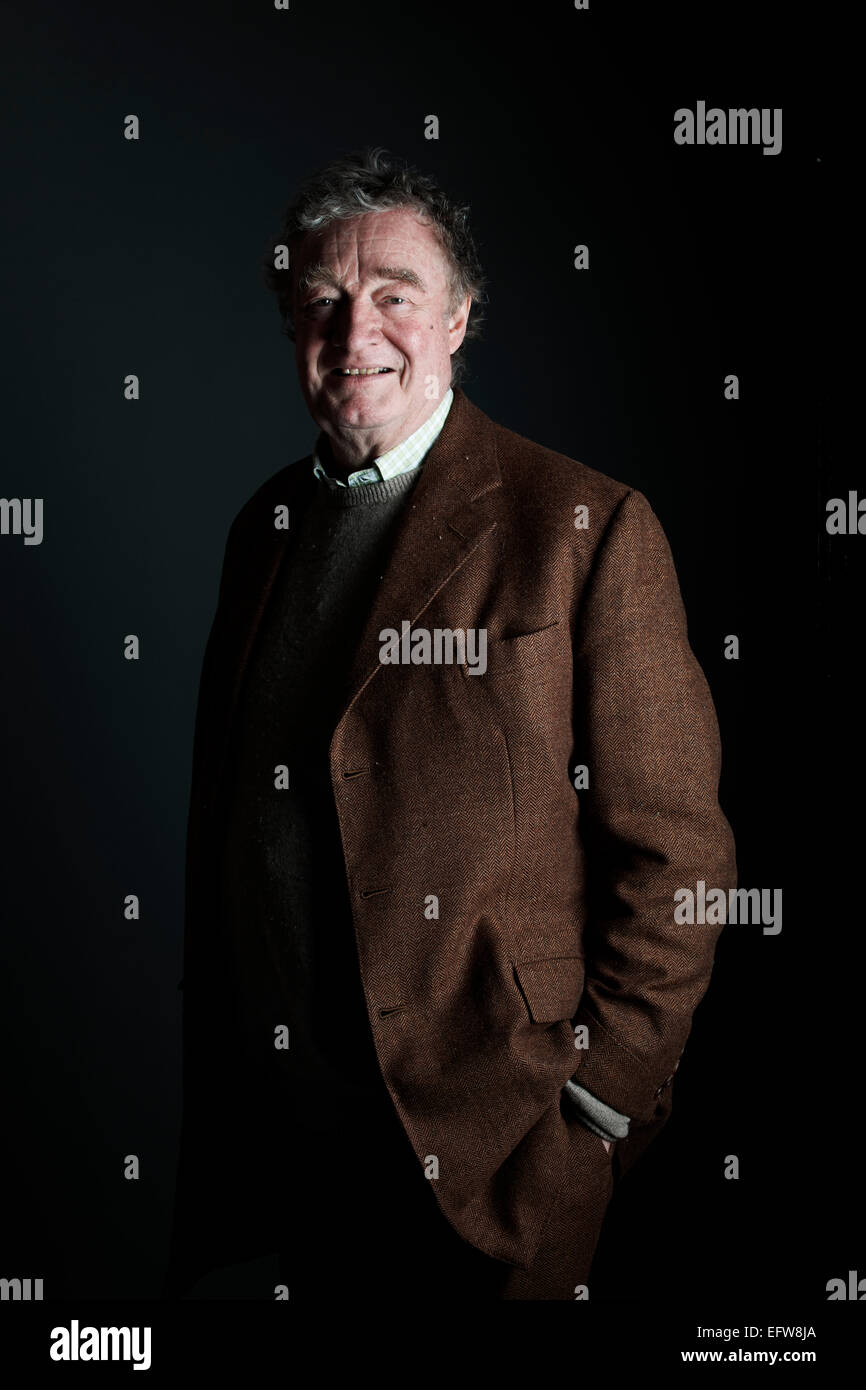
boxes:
[335,367,391,375]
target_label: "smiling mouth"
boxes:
[330,367,395,376]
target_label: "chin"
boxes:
[324,390,399,417]
[335,406,393,429]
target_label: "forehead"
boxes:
[293,207,448,286]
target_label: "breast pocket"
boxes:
[471,620,569,709]
[491,620,562,665]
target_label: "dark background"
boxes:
[0,0,848,1304]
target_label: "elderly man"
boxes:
[165,148,737,1301]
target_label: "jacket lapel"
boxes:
[336,385,501,723]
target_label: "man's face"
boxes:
[291,207,470,462]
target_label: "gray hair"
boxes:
[262,147,487,388]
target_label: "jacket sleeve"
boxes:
[569,486,737,1131]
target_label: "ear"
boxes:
[448,295,472,353]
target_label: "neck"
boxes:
[322,432,385,474]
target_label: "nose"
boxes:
[330,296,383,352]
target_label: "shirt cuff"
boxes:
[562,1079,631,1141]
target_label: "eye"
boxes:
[308,297,334,308]
[384,296,406,304]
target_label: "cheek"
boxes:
[402,323,445,359]
[301,343,325,378]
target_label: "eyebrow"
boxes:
[295,263,427,297]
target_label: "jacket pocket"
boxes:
[496,619,561,642]
[487,622,563,674]
[513,955,585,1024]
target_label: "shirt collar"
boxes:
[312,387,454,487]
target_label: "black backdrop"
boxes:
[0,0,852,1325]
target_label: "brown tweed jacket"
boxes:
[166,385,736,1294]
